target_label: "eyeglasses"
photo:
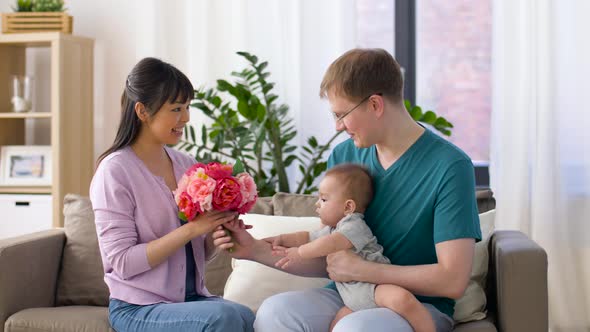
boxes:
[331,93,381,123]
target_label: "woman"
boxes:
[90,57,255,332]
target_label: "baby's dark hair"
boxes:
[324,163,373,212]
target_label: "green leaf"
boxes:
[233,159,245,174]
[256,103,267,122]
[178,211,187,222]
[267,94,278,104]
[306,173,313,186]
[262,83,275,94]
[217,79,231,91]
[237,101,250,118]
[201,125,207,145]
[258,61,268,72]
[298,165,306,175]
[409,106,423,120]
[313,162,327,176]
[284,155,298,167]
[404,99,412,110]
[422,111,437,124]
[308,136,318,148]
[211,96,222,108]
[189,125,196,143]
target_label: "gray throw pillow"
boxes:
[272,193,317,217]
[56,194,109,306]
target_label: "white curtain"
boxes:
[491,1,590,331]
[65,0,355,188]
[144,0,356,188]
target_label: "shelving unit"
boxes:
[0,32,93,228]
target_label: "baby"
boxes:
[270,163,435,332]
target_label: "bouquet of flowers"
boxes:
[174,160,258,221]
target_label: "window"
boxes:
[415,0,492,162]
[357,0,492,187]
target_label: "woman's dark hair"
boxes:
[97,57,194,166]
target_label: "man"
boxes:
[214,48,481,331]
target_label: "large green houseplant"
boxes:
[176,52,453,196]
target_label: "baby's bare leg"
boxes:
[375,284,436,332]
[329,306,353,332]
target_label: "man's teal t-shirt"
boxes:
[326,128,481,319]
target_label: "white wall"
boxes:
[1,0,355,191]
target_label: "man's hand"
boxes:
[274,247,304,269]
[326,250,365,282]
[211,218,255,259]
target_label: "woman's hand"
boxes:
[326,250,365,282]
[185,211,237,238]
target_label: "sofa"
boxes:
[0,190,547,332]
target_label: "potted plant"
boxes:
[3,0,71,34]
[177,52,453,196]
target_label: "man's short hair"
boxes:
[319,48,404,104]
[325,164,373,212]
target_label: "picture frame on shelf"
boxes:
[0,145,52,186]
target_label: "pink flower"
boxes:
[236,172,257,207]
[237,194,257,214]
[205,162,233,179]
[186,163,207,177]
[176,161,257,221]
[186,172,216,212]
[177,192,201,220]
[212,177,242,211]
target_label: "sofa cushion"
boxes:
[223,214,330,311]
[56,194,109,306]
[249,196,273,215]
[453,315,498,332]
[204,197,273,296]
[204,251,233,296]
[273,189,495,216]
[5,306,112,332]
[454,209,495,322]
[476,189,495,213]
[272,192,318,216]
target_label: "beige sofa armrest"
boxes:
[488,230,548,332]
[0,229,65,332]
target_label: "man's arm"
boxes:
[213,221,328,278]
[327,238,474,299]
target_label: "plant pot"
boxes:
[1,12,72,34]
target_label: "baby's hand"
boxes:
[262,234,283,248]
[275,247,303,270]
[271,244,288,256]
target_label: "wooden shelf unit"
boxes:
[0,112,52,118]
[0,32,94,227]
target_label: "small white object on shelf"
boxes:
[10,75,34,113]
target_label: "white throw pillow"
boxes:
[453,209,496,322]
[223,214,330,311]
[224,210,496,322]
